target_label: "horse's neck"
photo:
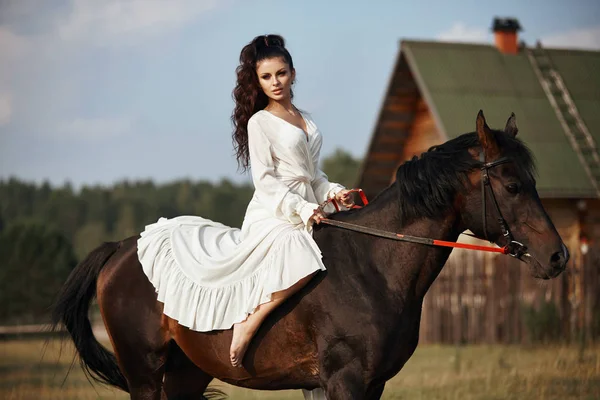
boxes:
[409,216,460,299]
[352,189,461,302]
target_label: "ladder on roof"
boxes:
[526,41,600,198]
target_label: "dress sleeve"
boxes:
[248,117,319,227]
[310,133,346,204]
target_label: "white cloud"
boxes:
[0,26,31,84]
[0,26,59,129]
[541,26,600,50]
[0,0,41,19]
[0,0,228,139]
[0,28,27,125]
[0,26,30,58]
[58,0,222,46]
[59,117,134,139]
[0,93,12,126]
[436,22,489,44]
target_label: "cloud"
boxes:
[0,0,42,19]
[58,0,223,46]
[0,0,227,139]
[436,22,489,44]
[540,26,600,50]
[58,116,134,140]
[0,26,31,82]
[0,26,63,130]
[0,28,27,125]
[0,93,12,126]
[0,26,30,57]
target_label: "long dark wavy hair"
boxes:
[231,34,295,172]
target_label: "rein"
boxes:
[318,157,528,258]
[320,217,510,254]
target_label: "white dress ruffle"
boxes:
[137,110,345,332]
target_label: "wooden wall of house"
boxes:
[419,200,600,344]
[401,97,443,163]
[357,53,420,196]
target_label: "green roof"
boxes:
[401,40,600,198]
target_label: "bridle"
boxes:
[318,153,528,258]
[478,152,528,258]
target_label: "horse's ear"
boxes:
[476,110,499,156]
[504,112,518,138]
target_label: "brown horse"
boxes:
[52,111,568,399]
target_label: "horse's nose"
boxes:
[549,243,569,276]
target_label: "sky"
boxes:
[1,0,599,189]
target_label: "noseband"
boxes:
[479,152,527,258]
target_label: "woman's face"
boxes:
[256,57,295,102]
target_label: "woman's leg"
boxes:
[230,272,316,367]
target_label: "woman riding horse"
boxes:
[52,35,569,400]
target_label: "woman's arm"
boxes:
[310,134,346,204]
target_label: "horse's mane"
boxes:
[359,130,537,224]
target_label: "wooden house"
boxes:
[356,18,600,344]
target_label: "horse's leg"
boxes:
[98,237,170,400]
[302,388,327,400]
[321,364,366,400]
[163,340,216,399]
[366,383,385,399]
[322,374,384,399]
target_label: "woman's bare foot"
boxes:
[230,321,255,367]
[228,274,316,367]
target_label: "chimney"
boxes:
[492,17,522,55]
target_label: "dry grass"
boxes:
[1,338,599,399]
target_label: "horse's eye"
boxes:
[506,183,520,194]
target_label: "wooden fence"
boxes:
[419,240,600,344]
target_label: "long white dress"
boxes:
[137,109,345,332]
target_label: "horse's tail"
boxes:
[51,241,129,392]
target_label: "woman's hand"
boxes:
[335,189,355,209]
[310,207,327,225]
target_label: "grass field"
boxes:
[1,338,599,399]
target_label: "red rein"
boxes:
[320,189,510,255]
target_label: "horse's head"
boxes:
[461,110,568,279]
